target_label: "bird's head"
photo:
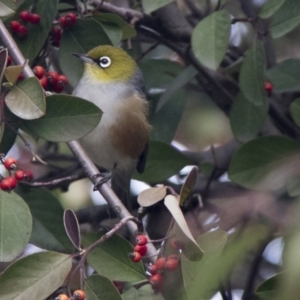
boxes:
[73,45,137,83]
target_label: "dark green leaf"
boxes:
[133,141,191,184]
[59,18,112,87]
[182,226,268,300]
[21,94,102,142]
[0,191,32,262]
[290,98,300,126]
[255,273,283,300]
[0,251,72,299]
[16,186,74,253]
[13,0,58,62]
[92,12,136,44]
[83,232,146,282]
[266,59,300,92]
[239,39,266,106]
[5,77,45,120]
[64,209,81,250]
[135,285,165,299]
[228,136,300,190]
[230,92,268,142]
[192,10,231,70]
[259,0,285,19]
[85,275,122,300]
[156,65,197,111]
[270,0,300,38]
[151,90,186,143]
[142,0,174,13]
[139,59,183,90]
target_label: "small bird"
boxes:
[73,45,151,209]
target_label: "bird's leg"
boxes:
[92,172,111,191]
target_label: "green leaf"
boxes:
[192,10,231,70]
[142,0,174,13]
[0,191,32,262]
[139,59,183,90]
[179,166,198,205]
[21,94,102,142]
[64,209,81,250]
[228,136,300,190]
[270,0,300,38]
[85,275,123,300]
[239,39,266,106]
[0,251,72,299]
[150,90,186,143]
[259,0,285,19]
[133,141,191,184]
[255,273,283,300]
[230,92,268,142]
[0,0,15,17]
[83,232,146,282]
[290,98,300,126]
[0,48,8,92]
[59,18,112,87]
[92,12,136,43]
[156,65,197,111]
[266,59,300,92]
[182,226,268,300]
[5,77,45,120]
[164,195,203,260]
[182,231,227,300]
[13,0,58,62]
[15,186,74,253]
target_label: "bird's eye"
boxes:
[99,56,111,68]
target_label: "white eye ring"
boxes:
[99,56,111,68]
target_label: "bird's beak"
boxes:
[72,53,94,64]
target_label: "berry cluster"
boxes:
[0,157,33,192]
[10,10,41,38]
[33,66,68,93]
[147,238,183,292]
[129,234,148,263]
[51,13,77,47]
[55,290,85,300]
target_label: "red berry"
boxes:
[134,244,147,256]
[0,176,17,191]
[39,76,48,89]
[66,13,77,25]
[155,257,166,270]
[170,238,184,250]
[264,82,273,94]
[33,66,45,79]
[129,251,142,263]
[10,20,21,32]
[53,75,68,93]
[113,281,125,293]
[4,157,17,170]
[19,11,31,22]
[149,273,163,290]
[59,16,67,28]
[23,170,33,181]
[135,234,148,246]
[16,25,28,37]
[165,258,179,271]
[15,170,25,181]
[51,27,61,38]
[147,264,158,275]
[73,289,86,300]
[55,295,69,300]
[29,13,41,25]
[6,56,12,66]
[17,73,24,81]
[46,71,59,86]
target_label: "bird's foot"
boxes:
[93,173,111,191]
